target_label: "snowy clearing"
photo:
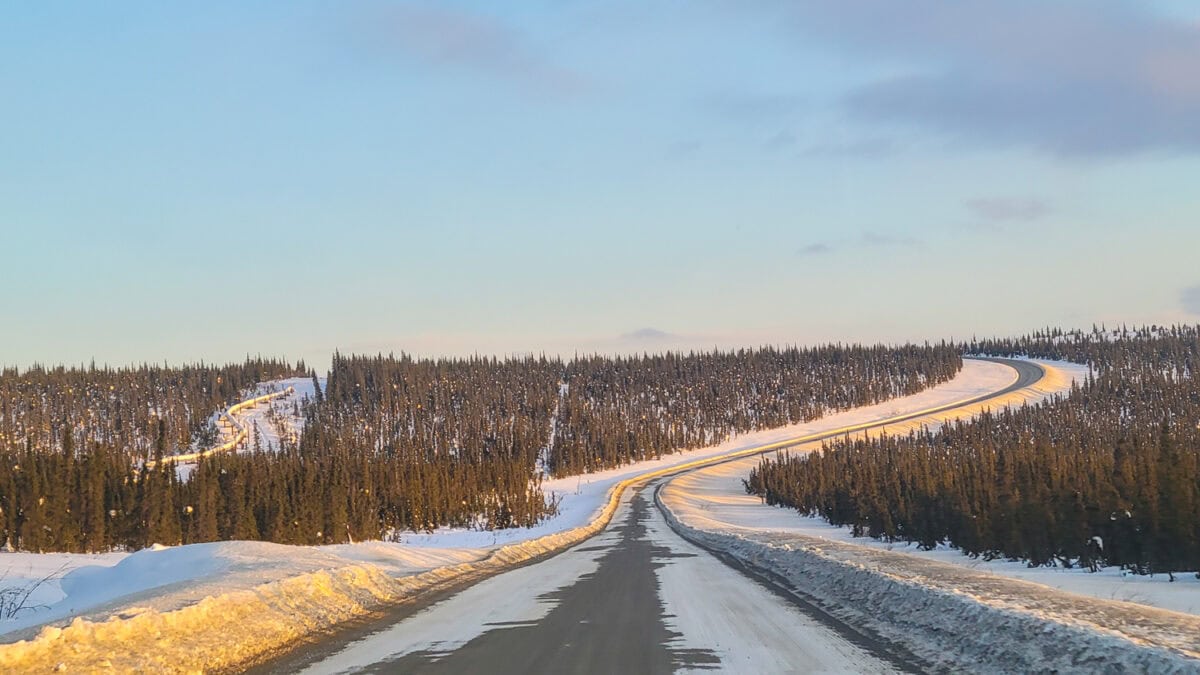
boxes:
[236,376,322,452]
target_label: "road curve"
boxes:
[252,358,1046,674]
[151,386,295,468]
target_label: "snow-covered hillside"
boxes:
[235,376,322,452]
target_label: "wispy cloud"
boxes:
[703,91,803,121]
[363,3,588,97]
[763,130,796,151]
[800,137,896,158]
[1183,286,1200,315]
[798,232,919,256]
[861,231,921,248]
[769,2,1200,157]
[621,328,679,342]
[967,197,1053,223]
[665,139,703,159]
[797,242,832,256]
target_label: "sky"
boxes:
[3,1,1200,371]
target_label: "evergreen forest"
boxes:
[0,344,959,552]
[746,326,1200,578]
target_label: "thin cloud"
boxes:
[621,328,679,342]
[763,130,796,151]
[798,233,918,256]
[769,2,1200,157]
[967,197,1053,222]
[665,140,703,159]
[797,242,832,256]
[800,137,896,158]
[1183,286,1200,315]
[363,3,588,97]
[703,91,803,121]
[861,231,921,248]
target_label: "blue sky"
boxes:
[3,1,1200,369]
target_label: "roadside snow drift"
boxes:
[659,503,1200,672]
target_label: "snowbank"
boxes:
[0,541,491,640]
[0,479,634,671]
[658,496,1200,672]
[664,458,1200,616]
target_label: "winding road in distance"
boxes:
[253,358,1044,674]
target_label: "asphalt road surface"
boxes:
[280,487,911,674]
[256,358,1041,674]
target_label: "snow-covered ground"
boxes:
[172,376,320,479]
[0,542,487,640]
[660,494,1200,672]
[657,359,1200,618]
[232,376,322,452]
[0,357,1088,671]
[663,459,1200,616]
[657,360,1199,670]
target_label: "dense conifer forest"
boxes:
[746,325,1200,578]
[549,346,960,475]
[0,359,304,460]
[0,344,959,552]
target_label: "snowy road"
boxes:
[255,358,1048,674]
[270,487,910,674]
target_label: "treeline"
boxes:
[0,358,305,461]
[746,325,1200,578]
[0,442,547,552]
[550,345,961,475]
[0,343,961,552]
[310,346,961,479]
